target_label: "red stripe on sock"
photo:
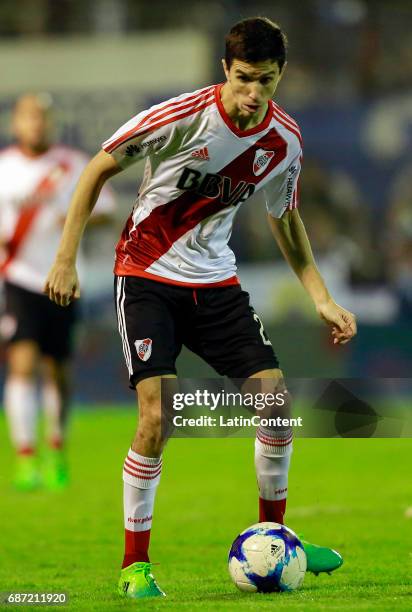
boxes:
[259,497,287,525]
[126,455,162,469]
[124,461,162,477]
[122,528,151,568]
[123,466,162,480]
[257,433,293,446]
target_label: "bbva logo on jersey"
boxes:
[134,338,153,362]
[253,149,275,176]
[177,168,255,207]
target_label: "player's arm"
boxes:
[45,149,121,306]
[267,208,357,344]
[57,210,113,228]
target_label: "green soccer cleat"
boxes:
[42,449,69,491]
[118,562,166,599]
[13,455,41,491]
[299,536,343,575]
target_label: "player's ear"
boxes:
[278,61,287,82]
[222,58,230,80]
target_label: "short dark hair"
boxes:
[225,17,288,71]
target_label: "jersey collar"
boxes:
[214,83,272,138]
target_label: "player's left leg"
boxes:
[42,357,70,447]
[39,292,78,489]
[248,368,342,574]
[248,369,342,573]
[188,286,343,575]
[41,357,71,489]
[248,368,292,526]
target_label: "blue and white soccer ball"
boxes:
[228,522,307,592]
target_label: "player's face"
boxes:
[12,95,52,153]
[222,58,284,121]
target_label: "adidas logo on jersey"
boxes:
[191,147,210,161]
[253,149,275,176]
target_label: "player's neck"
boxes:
[17,143,51,158]
[220,83,268,132]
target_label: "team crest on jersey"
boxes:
[253,149,275,176]
[135,338,152,362]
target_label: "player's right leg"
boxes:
[114,275,185,599]
[119,375,172,599]
[0,282,44,489]
[4,340,41,490]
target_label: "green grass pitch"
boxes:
[0,408,411,611]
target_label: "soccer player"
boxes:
[0,93,115,490]
[45,18,357,598]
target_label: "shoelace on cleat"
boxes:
[130,562,160,585]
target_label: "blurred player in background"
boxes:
[0,93,115,491]
[45,18,356,598]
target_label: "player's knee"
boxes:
[245,368,287,397]
[249,367,284,382]
[244,368,291,424]
[137,378,162,411]
[42,356,68,386]
[7,341,39,378]
[139,390,161,412]
[138,395,162,433]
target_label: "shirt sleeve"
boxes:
[101,105,176,169]
[263,151,302,218]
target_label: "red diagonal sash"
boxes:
[1,161,70,274]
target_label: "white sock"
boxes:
[4,377,38,452]
[42,382,63,447]
[255,426,293,500]
[123,448,162,531]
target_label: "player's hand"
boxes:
[316,299,357,345]
[44,260,80,307]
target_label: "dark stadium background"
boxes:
[0,0,411,401]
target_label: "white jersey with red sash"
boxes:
[103,83,303,287]
[0,145,115,293]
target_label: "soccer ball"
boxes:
[228,522,307,592]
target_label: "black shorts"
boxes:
[114,275,279,388]
[0,281,78,361]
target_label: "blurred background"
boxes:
[0,0,411,402]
